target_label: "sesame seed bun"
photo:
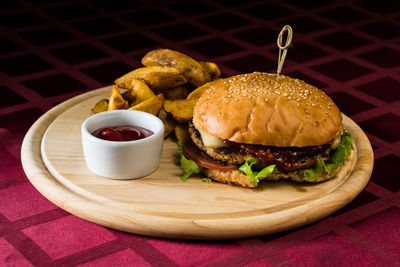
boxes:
[193,72,343,147]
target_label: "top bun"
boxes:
[193,72,343,147]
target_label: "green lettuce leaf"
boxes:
[298,157,324,179]
[176,140,184,164]
[298,131,354,179]
[324,162,338,174]
[176,141,204,181]
[180,155,204,181]
[238,158,257,180]
[331,131,354,165]
[239,158,276,184]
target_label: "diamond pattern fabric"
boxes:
[1,0,399,265]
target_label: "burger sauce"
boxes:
[223,140,330,173]
[92,126,153,141]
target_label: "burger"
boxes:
[177,72,355,188]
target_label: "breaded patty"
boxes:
[189,120,249,164]
[188,120,331,173]
[204,149,357,188]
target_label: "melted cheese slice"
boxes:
[330,134,342,149]
[193,118,226,148]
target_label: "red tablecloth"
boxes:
[1,0,400,266]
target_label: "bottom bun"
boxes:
[204,148,357,188]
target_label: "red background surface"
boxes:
[1,0,400,266]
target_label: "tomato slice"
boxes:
[183,139,237,171]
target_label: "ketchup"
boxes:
[92,126,153,141]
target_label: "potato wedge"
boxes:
[187,80,218,101]
[164,86,188,100]
[158,108,168,121]
[157,109,175,138]
[115,66,187,90]
[92,99,109,114]
[164,80,219,122]
[142,49,210,87]
[163,98,197,123]
[121,89,136,104]
[129,94,164,116]
[199,61,221,80]
[175,124,189,142]
[121,79,155,106]
[164,117,176,138]
[108,85,129,110]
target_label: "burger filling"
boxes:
[192,117,226,148]
[177,121,353,183]
[188,120,332,173]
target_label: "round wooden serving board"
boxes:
[21,86,374,240]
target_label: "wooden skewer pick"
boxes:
[276,25,293,76]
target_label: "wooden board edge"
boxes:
[20,88,374,240]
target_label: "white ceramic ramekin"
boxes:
[81,110,164,179]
